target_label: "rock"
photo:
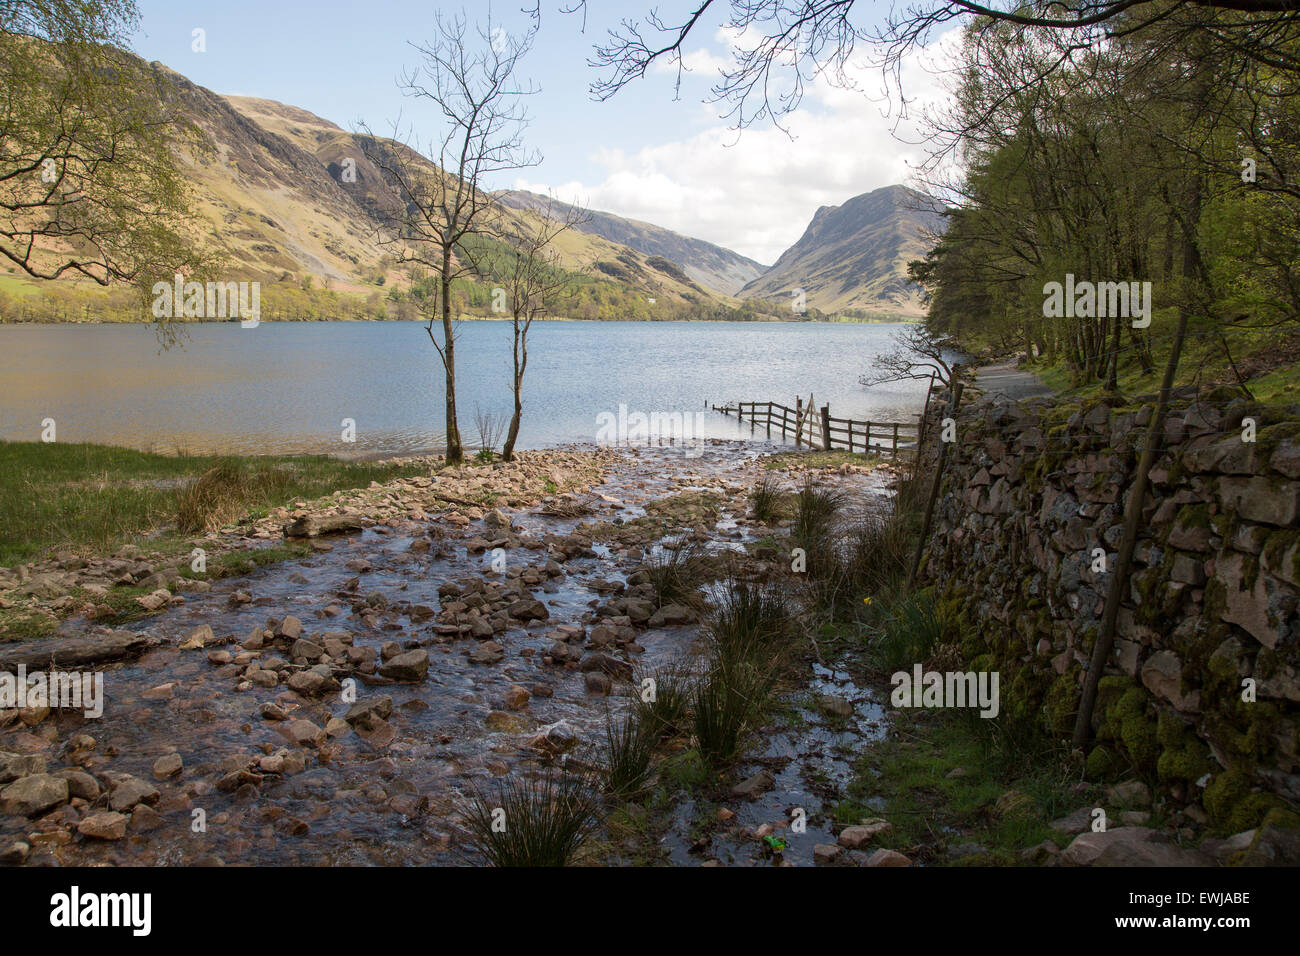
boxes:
[468,641,505,666]
[152,753,183,780]
[838,819,892,849]
[280,719,326,748]
[503,685,531,710]
[179,624,213,650]
[278,616,304,640]
[0,751,46,784]
[864,849,912,867]
[217,770,262,792]
[1020,840,1060,864]
[325,717,350,738]
[507,598,549,621]
[108,775,160,812]
[1234,824,1300,866]
[584,672,612,696]
[818,695,854,719]
[130,804,165,833]
[1060,826,1159,866]
[53,769,99,800]
[287,671,333,696]
[0,841,29,865]
[344,696,393,730]
[283,514,364,537]
[1140,651,1199,712]
[290,639,324,661]
[78,811,128,840]
[1105,780,1152,808]
[730,770,776,800]
[580,652,633,680]
[648,603,693,627]
[1094,841,1212,866]
[135,589,171,611]
[813,843,843,865]
[378,649,429,681]
[1049,806,1095,836]
[485,710,529,733]
[0,773,68,816]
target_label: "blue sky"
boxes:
[131,1,958,263]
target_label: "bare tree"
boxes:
[361,13,539,465]
[486,194,589,461]
[860,324,958,389]
[575,0,1300,130]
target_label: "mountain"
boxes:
[495,189,766,295]
[1,59,740,322]
[738,184,944,317]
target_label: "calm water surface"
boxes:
[0,320,930,455]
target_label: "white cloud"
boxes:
[515,30,961,265]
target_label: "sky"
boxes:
[131,1,959,264]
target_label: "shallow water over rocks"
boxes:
[1,441,896,866]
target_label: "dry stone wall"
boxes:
[917,384,1299,832]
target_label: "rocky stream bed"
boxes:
[0,441,899,866]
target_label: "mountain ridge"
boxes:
[739,184,943,317]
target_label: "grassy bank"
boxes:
[0,441,427,566]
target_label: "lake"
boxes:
[0,320,932,456]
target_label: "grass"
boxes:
[793,478,845,545]
[642,539,709,609]
[634,660,695,740]
[601,713,655,799]
[461,772,602,867]
[692,659,771,767]
[763,450,883,471]
[864,589,948,672]
[836,708,1084,865]
[0,441,426,565]
[748,473,782,522]
[704,577,795,665]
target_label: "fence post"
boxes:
[906,380,964,590]
[892,422,899,458]
[795,397,803,448]
[820,405,832,451]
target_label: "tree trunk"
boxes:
[502,317,524,461]
[440,263,462,464]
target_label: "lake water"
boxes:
[0,320,931,456]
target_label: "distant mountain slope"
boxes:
[495,188,766,295]
[739,184,944,316]
[220,96,723,310]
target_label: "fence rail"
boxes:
[709,398,920,457]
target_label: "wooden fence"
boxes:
[709,398,920,457]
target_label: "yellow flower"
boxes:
[862,596,873,605]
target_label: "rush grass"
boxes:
[461,772,602,867]
[0,441,424,565]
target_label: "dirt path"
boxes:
[974,361,1054,401]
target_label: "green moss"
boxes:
[1086,744,1121,779]
[1204,767,1290,834]
[1155,710,1213,783]
[1043,670,1080,739]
